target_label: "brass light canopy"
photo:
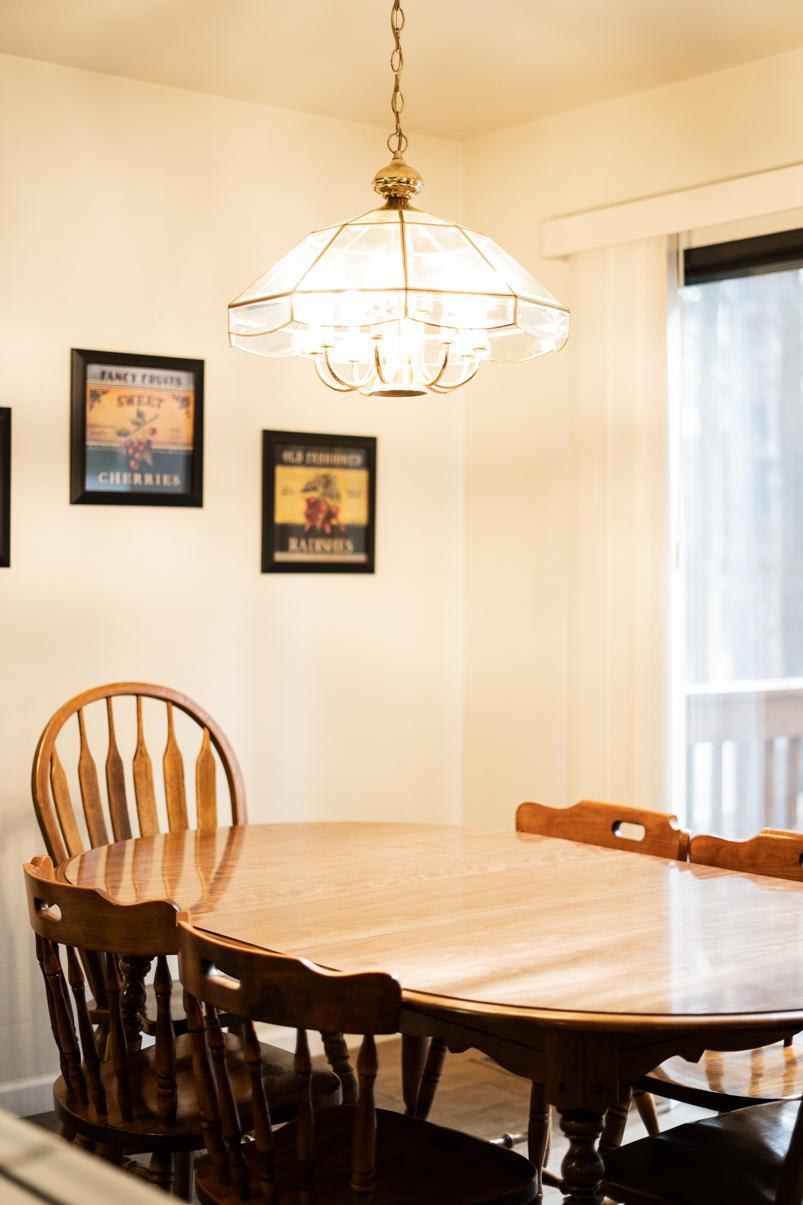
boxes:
[228,2,570,397]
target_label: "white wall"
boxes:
[461,45,803,829]
[0,52,465,1105]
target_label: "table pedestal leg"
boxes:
[119,955,151,1052]
[558,1108,605,1205]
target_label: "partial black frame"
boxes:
[70,348,204,506]
[261,430,377,574]
[685,226,803,286]
[0,408,10,567]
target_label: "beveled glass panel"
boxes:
[299,223,405,291]
[404,223,509,294]
[232,230,338,304]
[228,297,292,335]
[229,326,296,357]
[517,298,571,345]
[293,289,406,328]
[466,230,567,308]
[485,326,543,363]
[407,290,515,330]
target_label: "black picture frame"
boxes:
[70,348,204,506]
[0,408,10,568]
[262,430,377,574]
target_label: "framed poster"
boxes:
[70,349,204,506]
[0,408,9,568]
[262,430,376,573]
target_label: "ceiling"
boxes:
[1,0,803,140]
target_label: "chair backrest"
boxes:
[177,916,401,1199]
[24,856,180,1128]
[516,799,691,860]
[690,828,803,882]
[32,682,247,865]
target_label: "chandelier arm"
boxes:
[322,348,374,391]
[373,343,389,386]
[315,356,358,393]
[430,362,480,394]
[423,345,452,389]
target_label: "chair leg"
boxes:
[149,1151,173,1192]
[528,1082,551,1203]
[173,1151,193,1201]
[414,1037,448,1119]
[320,1030,358,1105]
[98,1144,124,1165]
[401,1035,429,1115]
[632,1089,660,1136]
[600,1091,631,1154]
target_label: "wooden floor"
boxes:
[374,1040,711,1204]
[28,1038,711,1202]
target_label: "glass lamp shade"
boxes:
[228,203,569,396]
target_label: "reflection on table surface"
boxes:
[61,821,803,1021]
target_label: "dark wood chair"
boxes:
[410,800,690,1199]
[636,828,803,1114]
[602,1095,803,1205]
[24,855,341,1195]
[177,915,538,1204]
[30,682,357,1101]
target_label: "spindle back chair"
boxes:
[24,856,185,1172]
[31,683,357,1102]
[24,858,343,1193]
[638,827,803,1120]
[691,827,803,881]
[32,682,247,866]
[515,798,691,860]
[177,917,537,1205]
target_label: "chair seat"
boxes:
[639,1038,803,1109]
[603,1099,798,1205]
[195,1104,537,1204]
[55,1032,341,1154]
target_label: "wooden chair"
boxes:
[31,681,247,865]
[410,801,690,1199]
[24,856,341,1195]
[177,915,538,1205]
[602,1094,803,1205]
[636,828,803,1115]
[515,798,691,861]
[30,682,357,1101]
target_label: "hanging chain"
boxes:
[387,0,408,156]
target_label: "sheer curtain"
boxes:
[566,236,673,808]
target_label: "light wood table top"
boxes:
[61,820,803,1032]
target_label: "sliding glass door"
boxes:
[679,229,803,837]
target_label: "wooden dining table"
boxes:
[60,820,803,1205]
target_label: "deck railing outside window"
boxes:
[686,679,803,836]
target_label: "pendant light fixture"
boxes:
[228,1,569,397]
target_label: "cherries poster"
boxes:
[70,349,204,506]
